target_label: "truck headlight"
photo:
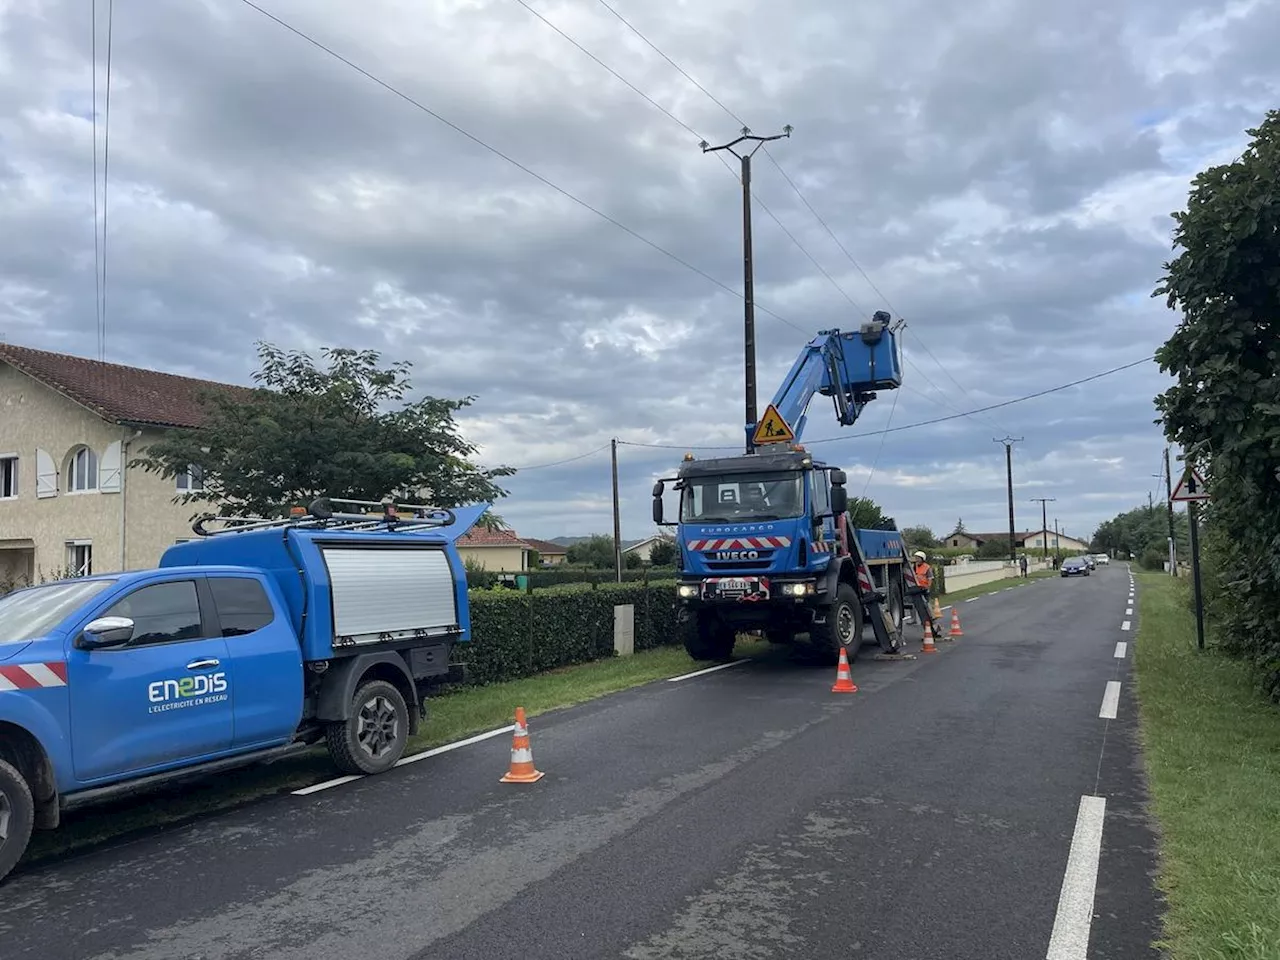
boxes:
[782,582,814,596]
[678,585,698,598]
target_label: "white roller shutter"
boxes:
[99,440,122,493]
[322,546,459,645]
[35,449,57,498]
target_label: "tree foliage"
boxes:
[648,535,678,567]
[847,496,893,531]
[1152,109,1280,701]
[902,525,940,549]
[565,535,619,568]
[132,342,515,518]
[975,537,1013,560]
[1090,505,1190,560]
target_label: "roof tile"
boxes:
[0,342,252,429]
[458,528,531,548]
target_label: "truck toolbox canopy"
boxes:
[159,503,486,661]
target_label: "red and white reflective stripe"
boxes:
[0,662,69,691]
[856,564,874,595]
[811,540,832,553]
[687,536,792,551]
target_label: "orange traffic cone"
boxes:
[921,619,938,654]
[831,646,858,693]
[948,607,964,638]
[499,706,545,783]
[931,596,943,620]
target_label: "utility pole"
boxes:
[993,437,1023,561]
[1177,441,1210,650]
[1054,518,1060,560]
[611,438,623,583]
[702,125,793,455]
[1164,447,1177,576]
[1030,497,1055,560]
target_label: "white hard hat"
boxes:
[913,550,927,560]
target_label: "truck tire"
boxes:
[325,679,410,776]
[683,613,736,661]
[811,582,863,665]
[0,758,34,886]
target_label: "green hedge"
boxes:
[452,581,680,685]
[464,566,676,591]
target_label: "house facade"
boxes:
[0,344,248,588]
[522,538,568,566]
[943,528,1089,553]
[456,528,531,571]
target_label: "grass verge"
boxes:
[1133,571,1280,959]
[21,638,767,869]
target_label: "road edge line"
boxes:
[1046,794,1107,960]
[1099,681,1121,720]
[666,659,751,683]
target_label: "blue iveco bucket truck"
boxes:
[652,312,923,664]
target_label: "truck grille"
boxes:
[703,549,775,572]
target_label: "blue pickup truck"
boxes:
[0,497,484,883]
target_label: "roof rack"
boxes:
[191,496,459,537]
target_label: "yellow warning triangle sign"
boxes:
[752,404,795,445]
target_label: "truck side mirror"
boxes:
[830,486,848,515]
[652,480,664,497]
[652,496,664,524]
[829,469,847,487]
[78,616,135,649]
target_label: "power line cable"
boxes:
[615,355,1155,451]
[588,1,1008,434]
[234,0,798,331]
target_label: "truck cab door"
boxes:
[808,472,836,548]
[66,577,232,783]
[204,574,305,749]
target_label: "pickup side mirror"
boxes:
[78,616,135,649]
[830,485,848,516]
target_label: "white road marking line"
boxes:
[965,597,979,603]
[1114,642,1127,658]
[1126,607,1133,616]
[293,723,519,795]
[1121,620,1131,631]
[1099,681,1121,719]
[1046,795,1107,960]
[666,658,751,682]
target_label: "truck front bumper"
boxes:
[677,576,822,610]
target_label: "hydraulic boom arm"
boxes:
[754,310,904,444]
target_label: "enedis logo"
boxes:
[147,673,229,714]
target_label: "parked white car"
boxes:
[1094,554,1110,565]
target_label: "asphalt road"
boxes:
[0,564,1161,960]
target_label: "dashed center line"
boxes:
[1099,681,1121,719]
[1114,641,1127,658]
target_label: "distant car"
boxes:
[1083,556,1096,570]
[1061,557,1091,577]
[1094,554,1110,565]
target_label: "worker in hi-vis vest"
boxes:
[905,550,939,637]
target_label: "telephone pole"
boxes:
[611,438,623,583]
[1030,497,1055,559]
[994,437,1023,561]
[702,125,793,454]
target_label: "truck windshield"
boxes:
[680,471,804,523]
[0,579,118,644]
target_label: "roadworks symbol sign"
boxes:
[753,404,795,445]
[1171,468,1210,503]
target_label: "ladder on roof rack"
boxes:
[191,496,459,537]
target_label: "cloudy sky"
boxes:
[2,0,1276,543]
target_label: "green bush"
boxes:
[1139,547,1167,572]
[464,566,676,591]
[454,581,680,685]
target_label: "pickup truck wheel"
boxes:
[811,582,863,665]
[325,679,410,776]
[0,758,34,885]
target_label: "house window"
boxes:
[0,456,16,498]
[68,446,98,492]
[176,464,205,491]
[66,541,93,577]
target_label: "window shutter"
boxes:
[100,441,122,493]
[36,448,58,498]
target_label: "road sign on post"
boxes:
[1170,468,1210,503]
[1173,464,1209,649]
